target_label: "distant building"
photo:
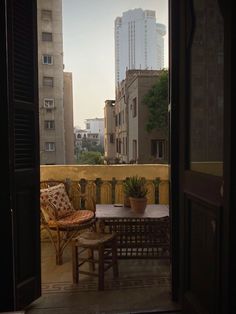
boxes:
[104,70,168,164]
[74,118,104,155]
[115,8,166,87]
[85,118,104,148]
[74,128,89,153]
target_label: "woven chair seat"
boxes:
[48,210,95,229]
[75,231,116,247]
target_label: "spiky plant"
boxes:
[123,176,148,198]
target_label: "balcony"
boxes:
[40,164,170,205]
[31,164,179,314]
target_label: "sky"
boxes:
[62,0,168,128]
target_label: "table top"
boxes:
[96,204,169,219]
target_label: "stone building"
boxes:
[105,70,168,164]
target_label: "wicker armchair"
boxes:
[40,181,96,265]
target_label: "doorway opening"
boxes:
[33,1,179,313]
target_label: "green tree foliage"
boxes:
[143,69,168,133]
[77,151,103,165]
[81,138,104,154]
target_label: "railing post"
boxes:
[79,178,87,209]
[95,178,102,204]
[111,177,117,204]
[154,178,161,204]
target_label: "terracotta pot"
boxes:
[124,195,131,207]
[129,197,147,213]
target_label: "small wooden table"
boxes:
[96,204,170,259]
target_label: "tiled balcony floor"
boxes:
[26,239,179,314]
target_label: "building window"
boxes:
[118,112,121,125]
[119,139,122,154]
[116,139,119,153]
[41,9,52,20]
[132,98,137,117]
[151,140,165,159]
[133,140,137,160]
[44,120,55,130]
[122,110,125,124]
[42,32,53,41]
[110,133,114,143]
[44,98,54,108]
[45,142,55,152]
[86,123,90,129]
[42,55,53,65]
[77,134,81,139]
[43,76,53,87]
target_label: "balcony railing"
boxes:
[40,164,170,206]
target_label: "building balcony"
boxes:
[34,164,177,314]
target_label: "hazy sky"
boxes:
[62,0,168,128]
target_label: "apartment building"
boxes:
[105,70,168,164]
[37,0,66,164]
[85,118,104,149]
[74,118,104,156]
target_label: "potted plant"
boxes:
[123,177,132,207]
[123,176,148,213]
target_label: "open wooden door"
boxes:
[0,0,41,311]
[170,0,233,313]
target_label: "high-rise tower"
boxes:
[115,8,166,88]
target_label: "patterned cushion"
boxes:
[48,210,95,228]
[40,183,74,219]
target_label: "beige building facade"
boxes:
[104,100,116,161]
[63,72,75,164]
[37,0,66,164]
[105,70,168,164]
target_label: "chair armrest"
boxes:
[40,200,58,223]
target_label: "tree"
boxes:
[143,69,168,133]
[81,138,104,154]
[77,151,103,165]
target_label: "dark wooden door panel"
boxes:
[184,171,222,206]
[169,0,231,313]
[0,0,41,311]
[183,198,220,314]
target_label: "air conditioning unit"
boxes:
[44,99,55,109]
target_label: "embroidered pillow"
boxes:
[40,183,74,219]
